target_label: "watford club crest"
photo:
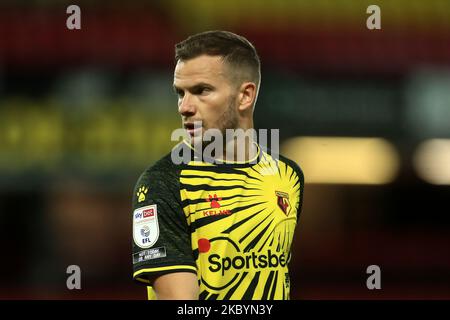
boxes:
[275,191,291,216]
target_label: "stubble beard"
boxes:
[200,95,239,153]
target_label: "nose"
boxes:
[178,93,196,117]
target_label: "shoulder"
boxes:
[262,146,304,184]
[138,151,180,184]
[278,153,304,184]
[133,150,181,203]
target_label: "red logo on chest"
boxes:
[203,194,232,217]
[207,194,221,208]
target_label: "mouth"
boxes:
[183,122,202,137]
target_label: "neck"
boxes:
[220,118,258,162]
[188,120,258,163]
[222,128,258,163]
[220,117,256,162]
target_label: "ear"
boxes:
[238,82,257,112]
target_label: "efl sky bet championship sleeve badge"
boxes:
[133,204,159,249]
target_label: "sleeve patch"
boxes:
[133,204,159,249]
[133,247,167,264]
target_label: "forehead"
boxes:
[174,55,229,86]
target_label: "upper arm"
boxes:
[152,272,199,300]
[131,163,197,288]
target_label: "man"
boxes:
[131,30,304,300]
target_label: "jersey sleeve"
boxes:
[280,155,305,219]
[131,160,197,285]
[293,161,305,218]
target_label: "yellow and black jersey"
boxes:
[132,141,304,300]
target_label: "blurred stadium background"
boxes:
[0,0,449,299]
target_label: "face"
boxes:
[173,55,239,145]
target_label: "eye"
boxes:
[196,87,211,95]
